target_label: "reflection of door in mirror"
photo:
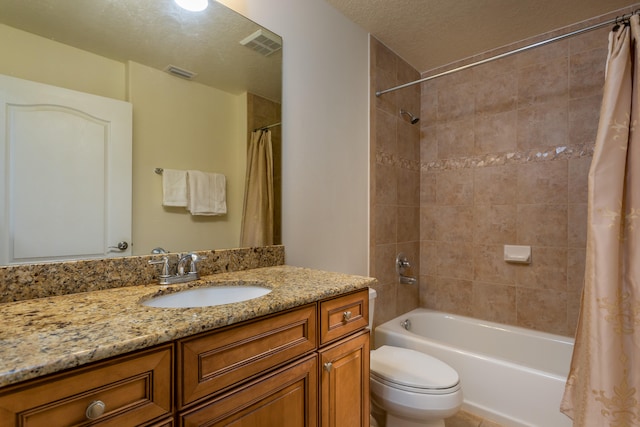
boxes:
[0,74,132,265]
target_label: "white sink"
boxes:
[142,285,271,308]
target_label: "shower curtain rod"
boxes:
[375,11,637,97]
[254,122,281,132]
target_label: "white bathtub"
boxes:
[374,309,574,427]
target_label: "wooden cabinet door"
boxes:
[180,355,318,427]
[319,331,370,427]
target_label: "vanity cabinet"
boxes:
[0,345,173,426]
[318,289,370,427]
[0,288,370,427]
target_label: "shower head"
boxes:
[400,109,420,124]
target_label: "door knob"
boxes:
[109,241,129,251]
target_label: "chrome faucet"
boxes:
[396,252,417,285]
[148,252,206,285]
[177,253,201,275]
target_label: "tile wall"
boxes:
[371,6,637,336]
[370,38,422,327]
[417,19,613,337]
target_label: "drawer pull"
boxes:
[85,400,106,420]
[324,362,333,372]
[343,311,352,321]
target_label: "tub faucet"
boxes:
[400,276,417,285]
[396,252,417,285]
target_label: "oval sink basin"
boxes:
[142,285,271,308]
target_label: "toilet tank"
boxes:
[368,287,377,330]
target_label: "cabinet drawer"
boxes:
[0,345,173,427]
[178,304,317,408]
[148,418,175,427]
[319,289,368,346]
[181,355,318,427]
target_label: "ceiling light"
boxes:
[174,0,208,12]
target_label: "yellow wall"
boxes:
[129,62,246,253]
[0,24,247,255]
[0,24,126,100]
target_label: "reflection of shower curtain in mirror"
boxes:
[240,130,274,247]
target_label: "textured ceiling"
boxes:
[325,0,639,73]
[0,0,282,102]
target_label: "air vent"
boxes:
[164,65,197,80]
[240,29,282,56]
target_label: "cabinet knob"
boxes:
[85,400,106,420]
[323,362,333,372]
[343,311,352,321]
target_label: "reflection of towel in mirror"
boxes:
[187,170,227,215]
[162,169,188,207]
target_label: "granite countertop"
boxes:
[0,265,375,388]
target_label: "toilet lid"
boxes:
[370,346,459,392]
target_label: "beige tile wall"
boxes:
[418,23,611,337]
[371,6,637,336]
[370,38,421,327]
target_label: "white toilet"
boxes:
[368,289,463,427]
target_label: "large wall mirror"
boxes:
[0,0,282,265]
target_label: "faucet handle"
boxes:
[148,256,170,276]
[188,254,207,274]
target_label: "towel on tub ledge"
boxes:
[162,169,188,207]
[186,170,227,216]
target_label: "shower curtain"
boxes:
[240,129,274,247]
[561,15,640,426]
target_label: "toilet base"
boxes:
[371,398,449,427]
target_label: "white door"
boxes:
[0,74,132,264]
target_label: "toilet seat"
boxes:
[370,345,460,395]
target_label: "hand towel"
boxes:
[186,170,227,215]
[162,169,188,207]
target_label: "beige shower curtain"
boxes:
[561,15,640,426]
[240,129,274,247]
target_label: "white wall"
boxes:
[219,0,371,276]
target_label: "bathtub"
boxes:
[374,309,574,427]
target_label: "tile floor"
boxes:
[445,410,505,427]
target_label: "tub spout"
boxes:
[400,319,411,330]
[399,275,417,285]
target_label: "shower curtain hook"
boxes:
[613,16,621,32]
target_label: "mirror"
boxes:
[0,0,282,265]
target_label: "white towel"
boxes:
[186,170,227,215]
[162,169,188,207]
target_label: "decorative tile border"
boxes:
[376,141,595,173]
